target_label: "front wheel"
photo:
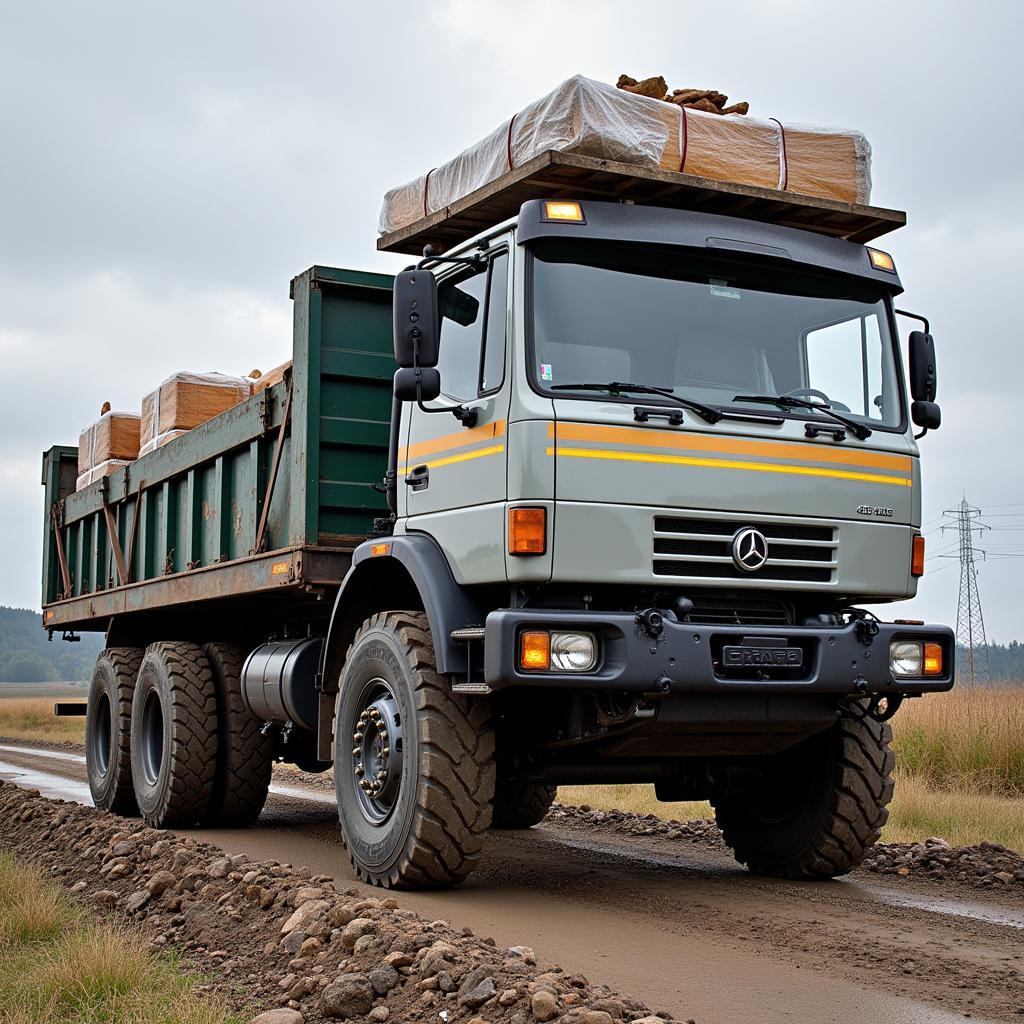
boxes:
[334,611,495,889]
[713,701,895,879]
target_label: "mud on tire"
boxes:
[201,642,273,827]
[85,648,142,815]
[334,611,495,889]
[492,781,557,829]
[713,700,895,880]
[130,642,218,828]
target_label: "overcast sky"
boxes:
[2,1,1022,639]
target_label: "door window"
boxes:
[480,252,508,394]
[436,252,508,401]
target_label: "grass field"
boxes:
[1,688,1021,849]
[0,851,235,1024]
[0,697,86,744]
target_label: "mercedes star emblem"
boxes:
[732,527,769,572]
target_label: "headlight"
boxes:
[520,630,597,672]
[890,641,923,677]
[550,632,597,672]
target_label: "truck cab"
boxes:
[324,196,952,885]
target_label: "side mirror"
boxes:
[394,367,441,403]
[912,400,941,431]
[393,269,439,369]
[909,330,937,402]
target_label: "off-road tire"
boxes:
[491,781,557,829]
[713,701,895,879]
[201,642,273,827]
[334,611,495,889]
[85,648,142,815]
[130,642,218,828]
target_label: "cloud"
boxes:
[1,0,1022,639]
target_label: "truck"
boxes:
[42,152,954,888]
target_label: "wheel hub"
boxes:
[350,689,403,821]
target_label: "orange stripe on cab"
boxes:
[399,419,506,464]
[550,421,912,476]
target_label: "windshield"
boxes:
[529,241,904,429]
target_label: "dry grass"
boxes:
[0,852,237,1024]
[893,687,1024,795]
[0,697,85,744]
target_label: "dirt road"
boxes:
[1,741,1021,1024]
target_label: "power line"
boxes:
[941,497,991,684]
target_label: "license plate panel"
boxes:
[722,644,804,669]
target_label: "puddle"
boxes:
[0,743,337,806]
[0,759,92,804]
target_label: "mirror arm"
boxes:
[914,427,929,441]
[895,309,930,333]
[409,366,478,427]
[414,243,487,274]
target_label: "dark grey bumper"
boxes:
[483,609,955,695]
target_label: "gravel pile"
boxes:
[0,781,678,1024]
[863,837,1024,887]
[547,805,723,846]
[551,803,1023,889]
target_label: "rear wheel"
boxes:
[85,648,142,815]
[130,642,218,827]
[713,701,895,879]
[492,781,557,829]
[334,611,495,888]
[201,643,273,827]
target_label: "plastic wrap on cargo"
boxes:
[76,458,132,492]
[76,411,141,489]
[140,372,252,451]
[138,429,189,459]
[378,75,871,235]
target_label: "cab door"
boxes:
[402,246,511,584]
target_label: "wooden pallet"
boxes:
[377,150,906,256]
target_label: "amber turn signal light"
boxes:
[509,507,547,555]
[923,643,943,676]
[520,631,551,671]
[911,534,925,577]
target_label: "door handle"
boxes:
[406,465,429,491]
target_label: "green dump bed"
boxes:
[41,266,395,634]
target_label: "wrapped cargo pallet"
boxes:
[139,372,251,457]
[379,75,871,235]
[76,410,141,491]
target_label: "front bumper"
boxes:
[483,609,955,695]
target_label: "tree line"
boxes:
[0,606,104,682]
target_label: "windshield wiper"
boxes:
[733,394,872,440]
[551,382,722,424]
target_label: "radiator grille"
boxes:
[686,596,793,626]
[653,516,837,584]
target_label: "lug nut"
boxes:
[354,766,364,777]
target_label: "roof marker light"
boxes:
[867,248,896,273]
[543,201,585,223]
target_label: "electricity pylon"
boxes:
[942,498,991,685]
